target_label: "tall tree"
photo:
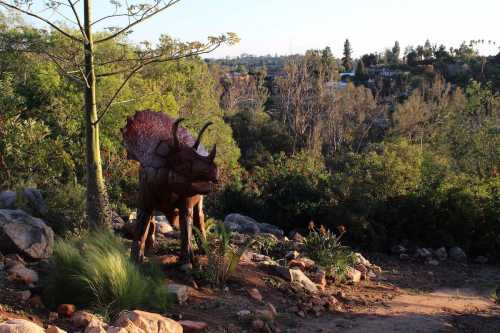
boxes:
[0,0,238,229]
[342,39,353,72]
[392,41,401,64]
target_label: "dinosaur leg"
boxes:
[180,203,194,265]
[145,219,156,255]
[131,209,152,263]
[193,196,207,248]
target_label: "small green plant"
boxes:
[43,230,171,316]
[252,234,279,257]
[195,223,253,286]
[304,223,355,282]
[493,286,500,304]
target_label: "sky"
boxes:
[6,0,500,58]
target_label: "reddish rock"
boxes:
[7,265,39,285]
[247,288,263,302]
[72,311,98,328]
[115,310,182,333]
[46,325,67,333]
[27,295,44,309]
[179,320,208,332]
[57,304,76,317]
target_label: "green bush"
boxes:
[304,223,355,282]
[43,230,171,316]
[45,182,87,235]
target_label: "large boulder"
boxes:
[0,319,45,333]
[224,214,284,237]
[22,188,48,217]
[0,191,16,209]
[0,209,54,259]
[115,310,182,333]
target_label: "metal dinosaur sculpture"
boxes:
[122,110,218,264]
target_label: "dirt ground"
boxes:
[1,253,499,333]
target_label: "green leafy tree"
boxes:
[342,39,353,72]
[0,0,238,228]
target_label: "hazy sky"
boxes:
[8,0,500,58]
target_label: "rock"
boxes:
[391,244,406,254]
[72,311,99,328]
[57,304,76,317]
[48,312,59,322]
[434,247,448,261]
[247,288,263,302]
[416,248,433,259]
[236,310,251,318]
[167,284,189,304]
[156,222,174,235]
[285,251,300,260]
[224,213,284,237]
[0,319,45,333]
[251,252,273,263]
[290,268,318,293]
[4,253,25,268]
[290,232,305,243]
[255,309,275,321]
[251,319,265,330]
[266,303,277,317]
[84,320,107,333]
[474,256,488,264]
[0,191,16,209]
[46,326,67,333]
[27,295,44,309]
[346,267,361,283]
[178,321,208,332]
[115,310,182,333]
[426,259,439,266]
[128,211,137,222]
[224,214,260,234]
[13,290,31,302]
[449,246,467,262]
[289,258,315,271]
[7,264,39,285]
[230,232,249,245]
[367,270,377,279]
[0,209,54,259]
[354,253,372,267]
[399,253,410,261]
[309,270,326,290]
[22,188,48,217]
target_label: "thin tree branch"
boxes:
[94,0,181,44]
[67,0,88,41]
[93,42,221,124]
[0,1,83,43]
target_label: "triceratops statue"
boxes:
[122,110,218,264]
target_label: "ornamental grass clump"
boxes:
[43,230,171,316]
[304,223,355,282]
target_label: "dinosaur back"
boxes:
[122,110,196,168]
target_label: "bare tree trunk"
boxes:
[84,0,111,229]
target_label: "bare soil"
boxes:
[1,253,499,333]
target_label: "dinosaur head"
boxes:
[162,118,219,184]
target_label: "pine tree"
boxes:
[392,41,401,64]
[342,39,353,72]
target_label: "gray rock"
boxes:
[449,246,467,262]
[0,319,45,333]
[290,268,318,293]
[285,250,300,260]
[474,256,488,264]
[346,267,362,283]
[391,244,406,254]
[416,248,433,258]
[259,223,284,237]
[0,209,54,259]
[223,213,284,237]
[156,221,174,235]
[426,259,439,266]
[167,283,189,304]
[22,188,48,217]
[434,247,448,261]
[399,253,410,260]
[0,191,16,209]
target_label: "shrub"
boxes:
[43,230,171,317]
[304,223,355,282]
[45,182,87,235]
[195,223,252,286]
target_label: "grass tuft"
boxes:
[43,230,171,316]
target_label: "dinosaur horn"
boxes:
[208,144,217,161]
[173,118,185,149]
[193,121,214,151]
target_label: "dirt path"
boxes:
[287,263,500,333]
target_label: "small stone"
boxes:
[285,251,300,260]
[237,310,251,318]
[255,309,275,321]
[290,269,318,293]
[252,253,272,262]
[13,290,31,302]
[391,244,406,254]
[346,267,361,283]
[296,311,306,318]
[449,247,467,262]
[247,288,263,302]
[156,221,174,235]
[309,270,326,290]
[48,312,59,322]
[7,265,39,285]
[416,248,433,259]
[266,303,277,317]
[367,270,377,279]
[290,232,304,243]
[167,284,190,304]
[57,304,76,317]
[474,256,488,264]
[46,325,67,333]
[426,259,439,266]
[114,310,182,333]
[399,253,410,261]
[0,319,45,333]
[434,247,448,261]
[27,295,44,309]
[252,319,265,330]
[72,311,97,328]
[178,320,208,332]
[4,254,25,269]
